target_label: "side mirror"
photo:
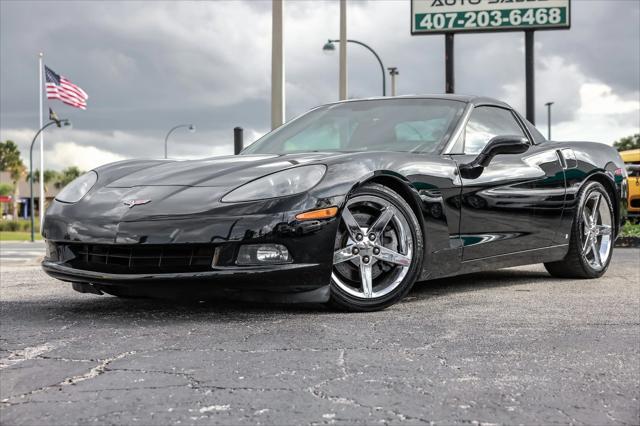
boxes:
[459,135,529,179]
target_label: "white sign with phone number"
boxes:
[411,0,571,34]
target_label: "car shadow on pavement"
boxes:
[1,267,563,322]
[412,268,554,297]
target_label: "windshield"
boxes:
[243,99,465,155]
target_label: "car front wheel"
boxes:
[329,183,424,311]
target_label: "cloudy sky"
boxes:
[1,0,638,171]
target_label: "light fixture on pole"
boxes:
[387,67,399,96]
[164,124,195,159]
[29,108,70,242]
[323,39,386,97]
[545,102,554,140]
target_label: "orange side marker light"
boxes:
[295,207,339,221]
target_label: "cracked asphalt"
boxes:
[0,247,639,425]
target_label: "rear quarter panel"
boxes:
[552,141,627,237]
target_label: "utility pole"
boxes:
[388,67,399,96]
[339,0,347,100]
[271,0,285,129]
[545,102,554,140]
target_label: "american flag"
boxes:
[45,65,88,110]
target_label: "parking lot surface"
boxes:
[1,246,638,425]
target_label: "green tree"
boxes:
[613,134,640,151]
[0,140,26,217]
[59,166,82,187]
[0,182,13,196]
[27,169,62,192]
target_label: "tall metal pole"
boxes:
[388,67,398,96]
[545,102,554,140]
[445,34,454,94]
[38,52,44,232]
[271,0,285,130]
[29,121,56,242]
[525,30,535,124]
[339,0,347,100]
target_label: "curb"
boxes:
[615,237,640,248]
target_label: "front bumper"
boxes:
[41,194,344,303]
[42,260,331,303]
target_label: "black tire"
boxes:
[329,183,424,311]
[544,181,615,279]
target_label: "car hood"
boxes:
[106,153,346,188]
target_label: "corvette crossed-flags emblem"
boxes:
[123,199,151,208]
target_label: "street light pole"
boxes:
[29,112,70,242]
[164,124,195,159]
[545,102,554,140]
[388,67,399,96]
[323,39,386,97]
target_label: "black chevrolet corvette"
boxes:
[42,95,628,311]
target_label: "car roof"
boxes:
[321,94,511,109]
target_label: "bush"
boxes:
[0,218,39,232]
[0,183,13,196]
[621,222,640,238]
[0,221,21,232]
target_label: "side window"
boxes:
[524,118,547,143]
[464,107,526,155]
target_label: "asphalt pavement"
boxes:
[0,241,45,264]
[0,244,638,425]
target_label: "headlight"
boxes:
[55,171,98,203]
[221,165,326,202]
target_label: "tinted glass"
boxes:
[464,106,526,154]
[524,118,547,143]
[243,99,465,155]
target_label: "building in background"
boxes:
[0,171,60,219]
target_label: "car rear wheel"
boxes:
[544,181,614,278]
[329,183,424,311]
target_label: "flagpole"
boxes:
[38,53,45,233]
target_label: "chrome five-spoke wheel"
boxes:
[330,184,423,311]
[544,181,615,279]
[581,191,613,271]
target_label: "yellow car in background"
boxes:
[621,149,640,220]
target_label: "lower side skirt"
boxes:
[425,244,570,281]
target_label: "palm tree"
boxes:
[58,167,82,187]
[29,169,61,193]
